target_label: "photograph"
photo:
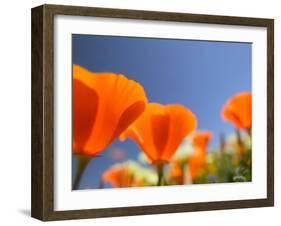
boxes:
[30,4,273,221]
[72,34,252,190]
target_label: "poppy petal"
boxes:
[109,101,146,145]
[120,104,159,162]
[222,92,252,129]
[73,65,147,156]
[73,79,99,155]
[189,131,212,179]
[151,107,171,158]
[192,131,213,152]
[161,105,197,162]
[102,166,131,188]
[120,103,197,163]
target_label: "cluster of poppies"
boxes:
[73,65,252,189]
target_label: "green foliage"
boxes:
[193,132,252,184]
[103,131,252,187]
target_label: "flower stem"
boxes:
[73,155,91,190]
[236,128,244,147]
[247,128,252,137]
[220,132,225,153]
[236,129,246,157]
[156,163,164,186]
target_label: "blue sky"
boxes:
[72,34,252,189]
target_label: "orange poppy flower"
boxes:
[102,166,132,188]
[221,92,252,129]
[189,131,212,179]
[191,131,213,153]
[120,103,197,164]
[169,160,184,184]
[73,65,147,157]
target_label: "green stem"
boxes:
[236,129,243,146]
[156,163,164,186]
[73,155,91,190]
[220,132,225,153]
[247,128,252,137]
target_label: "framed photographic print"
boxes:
[31,4,274,221]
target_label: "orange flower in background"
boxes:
[102,165,143,188]
[120,103,197,164]
[102,166,132,188]
[192,131,213,151]
[221,92,252,129]
[73,65,148,157]
[169,160,184,184]
[189,131,212,179]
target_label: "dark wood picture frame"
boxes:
[31,4,274,221]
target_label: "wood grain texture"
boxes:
[266,19,274,206]
[31,5,55,220]
[31,4,274,221]
[31,5,44,220]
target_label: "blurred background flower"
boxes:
[188,131,213,182]
[102,161,157,188]
[107,147,126,162]
[221,92,252,131]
